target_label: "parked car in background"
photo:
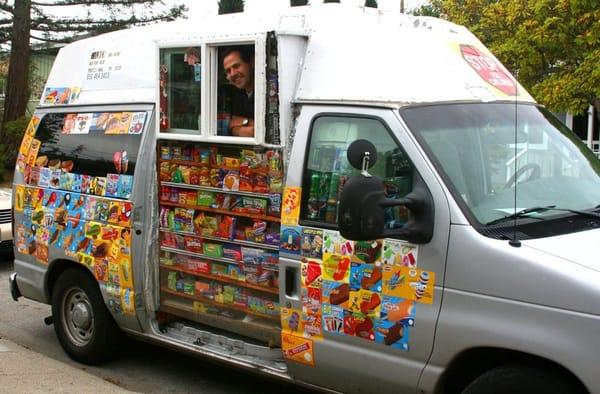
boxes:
[0,188,13,256]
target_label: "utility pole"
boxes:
[400,0,404,13]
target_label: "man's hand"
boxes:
[229,116,254,137]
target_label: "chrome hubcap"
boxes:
[62,288,94,346]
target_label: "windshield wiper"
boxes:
[486,205,600,226]
[486,205,556,226]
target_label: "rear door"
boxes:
[279,105,450,393]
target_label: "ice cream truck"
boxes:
[9,3,600,393]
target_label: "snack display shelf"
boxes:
[159,200,280,222]
[160,263,279,295]
[159,246,278,272]
[161,181,274,199]
[160,159,270,174]
[159,228,279,251]
[159,298,281,346]
[160,287,280,322]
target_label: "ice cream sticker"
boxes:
[382,239,418,267]
[42,87,72,105]
[280,226,301,255]
[322,253,351,283]
[374,296,415,351]
[323,230,353,256]
[352,240,382,265]
[282,187,301,226]
[301,260,322,288]
[382,266,435,304]
[281,308,302,334]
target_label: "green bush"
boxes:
[0,116,31,182]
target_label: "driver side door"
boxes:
[278,106,450,393]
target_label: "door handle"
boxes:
[285,266,299,298]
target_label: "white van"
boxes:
[9,4,600,393]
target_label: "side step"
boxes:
[161,321,287,373]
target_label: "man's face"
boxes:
[223,51,253,92]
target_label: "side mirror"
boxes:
[338,140,434,243]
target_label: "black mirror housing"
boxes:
[338,173,434,244]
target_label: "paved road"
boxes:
[0,256,309,393]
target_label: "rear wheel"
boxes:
[51,268,121,364]
[463,364,582,394]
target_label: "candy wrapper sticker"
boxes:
[350,263,382,292]
[280,308,303,334]
[281,333,315,367]
[281,187,301,226]
[382,239,418,267]
[322,253,351,283]
[301,227,323,259]
[374,296,416,351]
[322,304,344,335]
[301,260,322,288]
[382,266,435,304]
[323,230,353,256]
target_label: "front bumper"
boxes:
[9,272,21,301]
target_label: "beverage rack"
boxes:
[156,141,283,346]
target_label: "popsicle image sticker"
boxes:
[382,266,435,304]
[382,239,418,267]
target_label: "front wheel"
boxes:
[463,364,582,394]
[51,268,121,364]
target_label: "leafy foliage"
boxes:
[290,0,309,6]
[365,0,378,8]
[0,116,30,180]
[218,0,244,14]
[0,1,187,46]
[410,3,442,17]
[435,0,600,116]
[0,0,187,126]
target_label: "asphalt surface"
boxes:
[0,254,309,393]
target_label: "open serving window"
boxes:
[157,34,281,146]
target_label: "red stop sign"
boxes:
[460,44,516,96]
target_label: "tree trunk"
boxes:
[2,0,31,126]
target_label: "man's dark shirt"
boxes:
[230,88,254,119]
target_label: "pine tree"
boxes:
[365,0,378,8]
[218,0,245,15]
[0,0,187,126]
[291,0,309,6]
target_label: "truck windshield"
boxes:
[401,103,600,237]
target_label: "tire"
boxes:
[463,365,582,394]
[51,268,122,364]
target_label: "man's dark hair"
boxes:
[221,46,254,65]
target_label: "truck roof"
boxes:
[42,3,534,108]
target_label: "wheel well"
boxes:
[46,259,95,301]
[436,347,588,394]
